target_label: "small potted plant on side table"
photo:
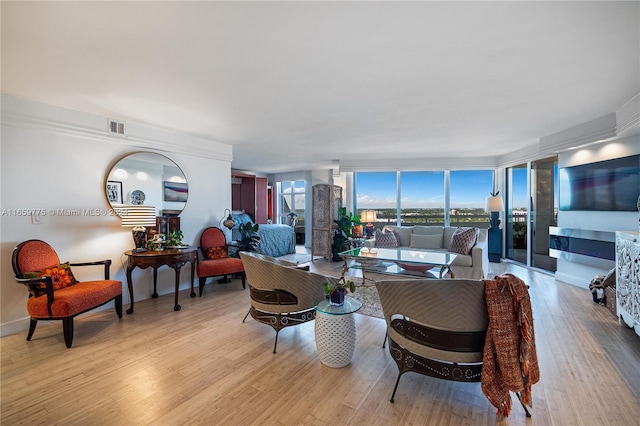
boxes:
[323,265,356,306]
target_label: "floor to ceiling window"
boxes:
[354,172,397,228]
[449,170,493,228]
[354,170,494,228]
[400,171,444,225]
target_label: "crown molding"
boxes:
[539,113,617,154]
[1,105,233,163]
[616,93,640,137]
[339,156,500,172]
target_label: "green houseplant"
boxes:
[165,230,184,248]
[239,221,261,252]
[331,207,362,261]
[323,264,356,306]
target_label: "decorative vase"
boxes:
[329,288,346,306]
[132,227,147,252]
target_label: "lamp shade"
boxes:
[222,209,236,230]
[485,196,504,212]
[120,205,157,227]
[360,210,377,223]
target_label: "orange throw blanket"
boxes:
[482,273,540,417]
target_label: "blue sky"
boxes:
[355,170,533,209]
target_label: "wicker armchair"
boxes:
[240,251,334,353]
[376,278,488,401]
[12,239,122,348]
[376,277,533,417]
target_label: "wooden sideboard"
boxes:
[615,231,640,337]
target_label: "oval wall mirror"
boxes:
[105,152,188,217]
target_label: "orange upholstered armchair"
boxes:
[12,239,123,348]
[196,227,246,296]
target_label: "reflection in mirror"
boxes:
[106,152,188,219]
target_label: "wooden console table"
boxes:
[124,247,197,313]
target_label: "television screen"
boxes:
[559,154,639,211]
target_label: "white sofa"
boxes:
[364,225,489,279]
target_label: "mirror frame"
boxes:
[105,152,188,218]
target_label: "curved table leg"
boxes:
[189,258,196,297]
[174,267,182,311]
[152,267,159,298]
[126,265,135,314]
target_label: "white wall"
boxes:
[555,135,640,288]
[1,95,233,336]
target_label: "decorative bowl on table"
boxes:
[397,262,435,273]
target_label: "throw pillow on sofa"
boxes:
[449,227,478,255]
[410,234,443,249]
[374,229,398,248]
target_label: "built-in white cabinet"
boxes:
[615,231,640,337]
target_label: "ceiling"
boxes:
[2,1,639,173]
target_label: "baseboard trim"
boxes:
[554,271,589,290]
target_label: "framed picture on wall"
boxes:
[107,181,123,204]
[163,181,188,202]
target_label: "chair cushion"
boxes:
[23,261,78,290]
[26,280,122,318]
[197,257,245,277]
[449,227,478,255]
[202,246,227,260]
[374,229,398,248]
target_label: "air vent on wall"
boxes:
[108,119,126,135]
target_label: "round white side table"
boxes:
[314,297,362,368]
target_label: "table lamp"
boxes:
[360,210,377,237]
[121,205,157,252]
[221,209,237,230]
[485,193,504,229]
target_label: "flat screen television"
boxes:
[559,154,639,211]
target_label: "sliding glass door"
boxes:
[531,157,558,271]
[505,157,558,271]
[506,164,528,264]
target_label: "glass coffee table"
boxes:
[339,247,458,280]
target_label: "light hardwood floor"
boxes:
[2,257,639,425]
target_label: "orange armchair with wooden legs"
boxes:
[196,227,246,297]
[12,239,123,348]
